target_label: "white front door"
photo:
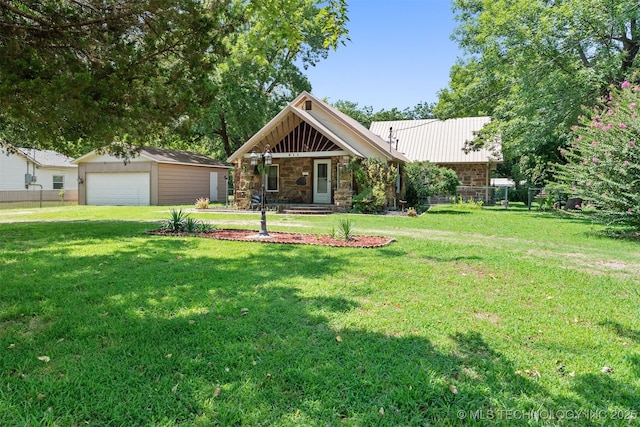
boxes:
[209,172,218,202]
[313,159,331,204]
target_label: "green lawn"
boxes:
[0,205,638,426]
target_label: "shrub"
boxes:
[351,186,387,214]
[194,197,210,209]
[553,78,640,229]
[349,158,397,214]
[451,195,483,209]
[196,222,215,233]
[404,161,459,207]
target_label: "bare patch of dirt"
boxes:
[147,229,395,248]
[474,312,500,325]
[555,252,640,278]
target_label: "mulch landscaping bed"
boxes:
[147,228,395,248]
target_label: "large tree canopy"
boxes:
[194,0,349,158]
[0,0,233,156]
[436,0,640,184]
[0,0,349,158]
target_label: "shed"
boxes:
[73,146,232,206]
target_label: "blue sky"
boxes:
[303,0,461,111]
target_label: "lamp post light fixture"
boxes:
[250,145,272,236]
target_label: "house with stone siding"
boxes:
[369,117,502,203]
[228,92,409,212]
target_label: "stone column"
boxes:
[333,156,352,212]
[233,158,255,209]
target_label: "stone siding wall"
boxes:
[233,156,353,211]
[427,162,497,205]
[233,158,253,209]
[334,156,352,212]
[272,157,312,204]
[441,163,491,187]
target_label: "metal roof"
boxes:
[369,117,502,164]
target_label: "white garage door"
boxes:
[86,172,150,205]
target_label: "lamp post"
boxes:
[250,145,272,236]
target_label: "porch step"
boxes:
[281,205,335,215]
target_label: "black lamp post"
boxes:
[250,145,272,236]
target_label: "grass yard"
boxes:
[0,205,638,426]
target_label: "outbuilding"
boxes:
[74,146,232,206]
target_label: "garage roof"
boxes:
[73,146,232,168]
[140,147,232,168]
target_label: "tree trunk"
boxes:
[217,113,233,157]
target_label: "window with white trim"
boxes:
[266,165,279,192]
[53,175,64,190]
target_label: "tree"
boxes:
[437,0,640,185]
[553,80,640,229]
[0,0,349,159]
[332,100,374,127]
[197,0,349,158]
[404,161,460,209]
[0,0,232,156]
[333,100,435,129]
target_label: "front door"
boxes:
[313,159,331,204]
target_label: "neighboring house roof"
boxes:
[369,117,502,164]
[1,142,77,168]
[73,146,232,168]
[228,91,410,163]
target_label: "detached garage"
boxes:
[74,147,232,206]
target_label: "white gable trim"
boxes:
[228,105,364,162]
[72,150,157,165]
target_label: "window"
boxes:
[266,165,279,192]
[53,175,64,190]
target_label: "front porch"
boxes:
[233,155,354,213]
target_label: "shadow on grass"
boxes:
[599,320,640,344]
[0,221,638,425]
